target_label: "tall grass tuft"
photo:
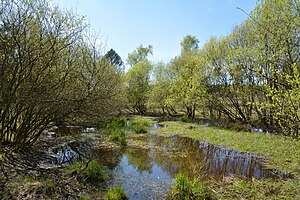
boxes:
[103,186,128,200]
[131,119,151,134]
[168,173,214,200]
[106,116,128,131]
[109,130,127,145]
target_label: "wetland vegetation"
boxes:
[0,0,299,199]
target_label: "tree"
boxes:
[148,62,173,114]
[125,45,153,114]
[104,49,124,74]
[127,45,153,66]
[180,35,199,55]
[167,35,206,119]
[126,61,152,114]
[0,0,124,149]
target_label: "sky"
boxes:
[54,0,257,65]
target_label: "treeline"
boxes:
[125,0,300,138]
[0,0,124,149]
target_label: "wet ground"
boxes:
[44,123,290,199]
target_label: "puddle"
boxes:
[52,141,81,165]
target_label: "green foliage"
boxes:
[66,160,107,184]
[0,0,125,149]
[106,116,128,131]
[210,176,300,200]
[157,120,300,172]
[126,60,153,114]
[180,35,199,55]
[103,186,128,200]
[85,160,105,182]
[167,40,207,119]
[127,45,153,67]
[131,118,151,134]
[109,130,127,145]
[168,173,213,200]
[66,162,83,173]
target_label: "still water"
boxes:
[52,124,290,199]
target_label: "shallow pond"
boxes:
[50,124,290,199]
[97,124,289,199]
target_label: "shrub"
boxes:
[168,173,213,200]
[103,186,128,200]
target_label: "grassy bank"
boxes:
[155,120,300,173]
[133,116,300,199]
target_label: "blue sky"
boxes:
[54,0,257,64]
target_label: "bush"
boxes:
[109,130,127,145]
[103,186,128,200]
[168,173,213,200]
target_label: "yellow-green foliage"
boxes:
[168,173,213,200]
[109,130,127,145]
[103,186,128,200]
[131,118,151,134]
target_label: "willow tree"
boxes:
[0,0,123,149]
[149,62,174,114]
[168,35,207,119]
[250,0,300,136]
[126,45,153,114]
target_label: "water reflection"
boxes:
[46,124,290,199]
[97,127,290,198]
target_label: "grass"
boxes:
[129,116,300,199]
[105,116,152,140]
[106,116,128,131]
[130,118,151,134]
[109,130,127,145]
[209,175,300,200]
[103,186,128,200]
[156,121,300,173]
[66,160,108,184]
[167,173,214,200]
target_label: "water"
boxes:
[48,124,290,199]
[95,125,290,199]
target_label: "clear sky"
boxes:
[54,0,257,64]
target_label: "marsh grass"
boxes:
[130,117,152,134]
[209,175,300,200]
[66,160,108,184]
[103,186,128,200]
[168,173,214,200]
[109,130,127,145]
[106,116,128,131]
